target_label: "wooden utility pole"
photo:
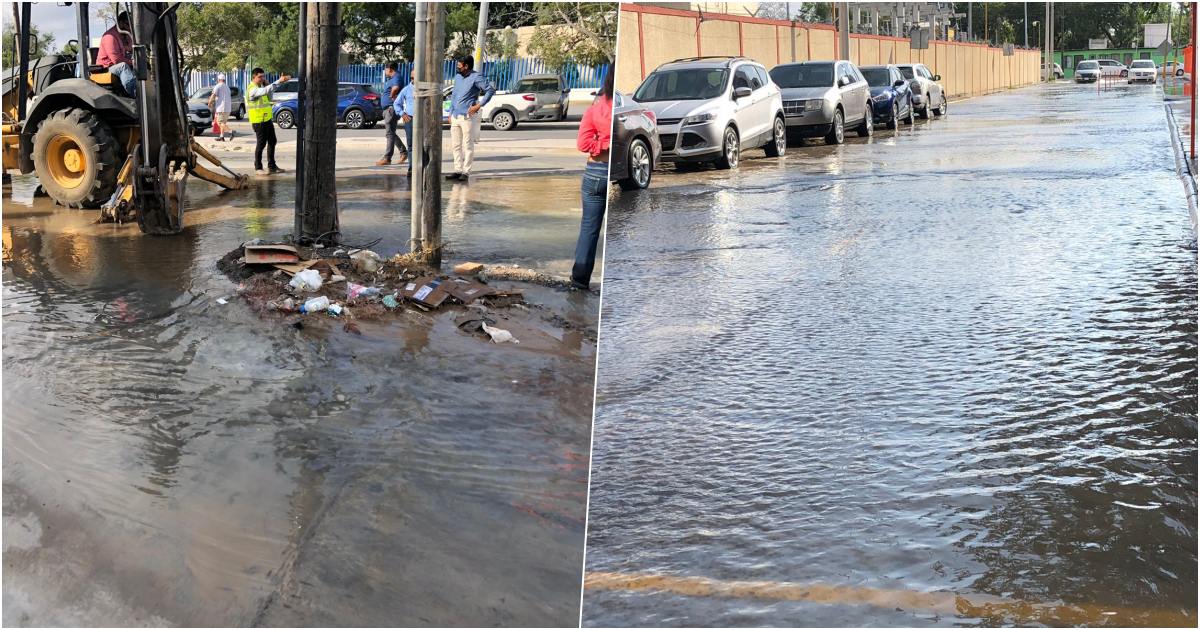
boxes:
[298,2,342,244]
[411,2,445,266]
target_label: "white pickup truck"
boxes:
[442,73,570,131]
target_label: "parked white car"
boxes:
[1096,59,1128,78]
[1075,60,1101,82]
[1127,60,1157,84]
[1162,61,1186,78]
[896,63,947,118]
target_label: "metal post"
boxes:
[411,1,426,252]
[968,2,973,41]
[1191,1,1196,164]
[294,1,307,241]
[1044,1,1051,81]
[77,2,90,79]
[17,2,31,120]
[1024,2,1028,48]
[474,1,489,72]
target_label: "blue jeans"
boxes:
[107,62,137,97]
[572,161,608,287]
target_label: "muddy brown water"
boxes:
[2,174,598,626]
[584,82,1197,626]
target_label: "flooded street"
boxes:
[584,81,1197,627]
[2,174,597,625]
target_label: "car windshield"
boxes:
[634,68,728,102]
[191,88,212,100]
[860,68,892,87]
[1078,61,1098,69]
[770,63,834,88]
[1131,60,1155,68]
[898,66,915,79]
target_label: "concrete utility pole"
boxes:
[1024,2,1029,48]
[297,2,341,244]
[294,1,307,241]
[838,2,851,60]
[411,1,445,266]
[968,2,973,41]
[474,1,489,70]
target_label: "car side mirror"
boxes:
[892,79,906,88]
[933,74,942,81]
[838,76,851,87]
[733,86,752,99]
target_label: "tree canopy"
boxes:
[2,23,57,67]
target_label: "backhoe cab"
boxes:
[2,2,249,235]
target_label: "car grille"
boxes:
[656,118,682,127]
[660,133,678,151]
[196,108,211,116]
[783,100,805,116]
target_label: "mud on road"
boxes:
[2,172,598,626]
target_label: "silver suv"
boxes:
[631,56,786,169]
[771,60,872,145]
[897,63,946,118]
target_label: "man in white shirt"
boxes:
[207,73,233,141]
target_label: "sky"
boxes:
[3,2,113,52]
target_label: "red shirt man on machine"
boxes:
[96,11,137,97]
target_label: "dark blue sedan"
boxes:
[860,65,914,129]
[272,83,384,130]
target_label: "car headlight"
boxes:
[682,112,717,125]
[872,93,890,103]
[804,99,822,111]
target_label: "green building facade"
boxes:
[1053,47,1185,78]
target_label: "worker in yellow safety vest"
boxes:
[246,67,292,175]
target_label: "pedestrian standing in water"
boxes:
[571,64,613,290]
[377,61,408,166]
[247,67,291,175]
[395,69,417,178]
[446,55,496,182]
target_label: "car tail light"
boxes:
[522,94,536,101]
[644,110,656,124]
[363,93,379,100]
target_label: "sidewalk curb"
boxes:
[1162,101,1199,235]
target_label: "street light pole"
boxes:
[1024,2,1028,48]
[474,1,489,71]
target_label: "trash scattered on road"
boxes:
[216,297,229,305]
[300,296,331,313]
[350,249,382,273]
[382,294,400,309]
[347,282,382,300]
[327,303,344,317]
[289,269,324,292]
[245,243,300,264]
[482,322,518,344]
[453,262,485,275]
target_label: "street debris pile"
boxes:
[218,240,539,343]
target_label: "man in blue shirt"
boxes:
[394,70,416,177]
[446,55,495,181]
[377,62,408,166]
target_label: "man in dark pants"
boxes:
[377,62,408,166]
[395,70,416,176]
[246,67,291,175]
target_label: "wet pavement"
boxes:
[583,81,1197,626]
[2,173,598,625]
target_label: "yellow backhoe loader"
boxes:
[2,2,248,234]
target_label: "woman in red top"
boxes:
[571,64,614,290]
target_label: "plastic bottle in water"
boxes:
[299,296,331,314]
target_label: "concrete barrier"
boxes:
[616,3,1041,98]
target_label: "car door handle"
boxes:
[617,115,628,122]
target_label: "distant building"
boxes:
[1144,23,1171,48]
[1088,38,1109,50]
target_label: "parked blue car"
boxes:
[272,83,384,130]
[859,64,914,129]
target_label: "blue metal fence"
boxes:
[186,58,609,95]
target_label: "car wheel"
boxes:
[344,108,365,129]
[715,126,739,169]
[933,94,946,116]
[824,108,844,145]
[276,109,295,129]
[492,110,515,131]
[618,138,653,191]
[235,104,245,120]
[856,104,872,137]
[886,102,898,130]
[763,116,786,157]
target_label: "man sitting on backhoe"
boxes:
[96,11,137,98]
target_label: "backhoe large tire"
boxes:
[32,108,120,209]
